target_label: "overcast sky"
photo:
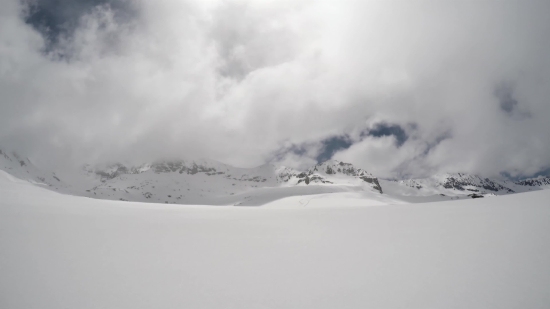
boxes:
[1,0,549,178]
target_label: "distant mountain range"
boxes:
[1,148,549,206]
[380,173,544,200]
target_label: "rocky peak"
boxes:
[515,176,550,187]
[308,160,374,177]
[300,160,382,193]
[396,173,515,195]
[437,173,514,193]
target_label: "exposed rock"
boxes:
[360,176,383,194]
[468,193,484,199]
[516,176,550,187]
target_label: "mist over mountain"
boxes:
[2,147,548,206]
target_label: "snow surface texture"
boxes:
[1,170,550,308]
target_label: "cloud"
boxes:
[494,81,519,114]
[1,0,550,178]
[315,135,353,163]
[23,0,136,54]
[362,123,409,147]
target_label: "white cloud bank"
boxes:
[1,0,549,178]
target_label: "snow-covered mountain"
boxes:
[1,148,549,205]
[0,154,382,206]
[380,172,550,200]
[0,149,70,192]
[514,176,550,188]
[75,159,385,205]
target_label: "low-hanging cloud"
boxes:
[1,0,549,178]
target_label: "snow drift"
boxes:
[1,170,550,308]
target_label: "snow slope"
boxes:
[1,170,550,308]
[0,149,70,191]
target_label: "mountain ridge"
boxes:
[1,148,549,206]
